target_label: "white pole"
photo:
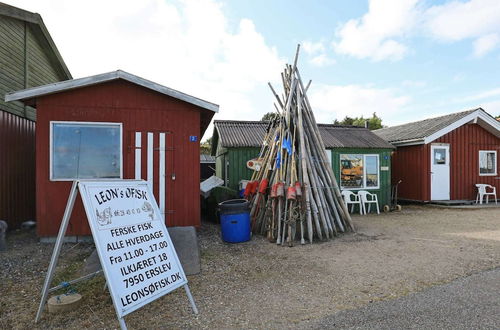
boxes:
[183,284,199,315]
[119,317,127,330]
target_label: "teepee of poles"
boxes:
[244,45,355,246]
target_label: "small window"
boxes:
[433,148,446,165]
[51,122,122,180]
[365,155,379,187]
[340,154,379,189]
[479,150,497,176]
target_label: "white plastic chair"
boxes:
[357,190,380,214]
[475,184,497,204]
[341,190,365,215]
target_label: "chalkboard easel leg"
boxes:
[184,284,199,315]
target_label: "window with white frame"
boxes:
[479,150,497,176]
[340,154,379,189]
[51,122,122,180]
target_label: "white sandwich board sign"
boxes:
[36,180,197,330]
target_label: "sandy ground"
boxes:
[1,205,499,329]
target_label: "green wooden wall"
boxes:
[214,144,392,210]
[0,16,67,121]
[225,147,260,191]
[330,148,392,208]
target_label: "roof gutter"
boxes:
[390,138,425,147]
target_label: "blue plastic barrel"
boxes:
[219,199,251,243]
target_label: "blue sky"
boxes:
[12,0,500,138]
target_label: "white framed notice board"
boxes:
[35,180,197,330]
[78,180,188,317]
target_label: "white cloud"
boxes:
[425,0,500,57]
[302,41,325,55]
[480,99,500,116]
[302,40,335,67]
[310,54,336,67]
[333,0,420,61]
[455,87,500,103]
[425,0,500,41]
[473,33,499,57]
[333,0,500,60]
[13,0,285,138]
[308,83,411,124]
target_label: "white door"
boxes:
[430,145,450,200]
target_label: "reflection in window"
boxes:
[433,148,446,165]
[340,154,379,189]
[479,150,497,175]
[340,155,363,188]
[51,122,121,180]
[365,155,378,187]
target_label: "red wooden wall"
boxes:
[435,123,499,200]
[36,80,209,237]
[392,123,499,201]
[391,144,428,201]
[0,111,36,228]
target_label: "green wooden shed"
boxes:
[212,120,395,208]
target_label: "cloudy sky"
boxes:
[11,0,500,138]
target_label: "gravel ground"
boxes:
[0,205,499,329]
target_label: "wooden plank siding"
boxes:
[0,13,71,229]
[214,145,393,209]
[331,148,392,207]
[392,123,499,202]
[0,16,25,117]
[434,123,499,200]
[227,147,260,191]
[391,145,427,201]
[27,24,62,89]
[35,80,206,237]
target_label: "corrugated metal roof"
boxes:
[318,124,394,149]
[214,120,394,149]
[200,154,215,163]
[374,108,479,143]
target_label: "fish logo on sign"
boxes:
[141,202,155,220]
[96,207,113,226]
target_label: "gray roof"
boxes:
[0,3,71,79]
[5,70,219,113]
[374,108,500,145]
[200,154,215,163]
[213,120,394,150]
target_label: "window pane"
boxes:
[52,123,121,179]
[340,154,363,188]
[479,151,496,174]
[433,148,446,165]
[365,155,378,187]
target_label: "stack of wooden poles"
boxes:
[244,45,355,246]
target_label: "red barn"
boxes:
[6,70,218,239]
[375,108,500,202]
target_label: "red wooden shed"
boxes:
[375,108,500,202]
[6,70,218,238]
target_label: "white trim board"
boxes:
[5,70,218,113]
[389,109,500,146]
[423,109,500,144]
